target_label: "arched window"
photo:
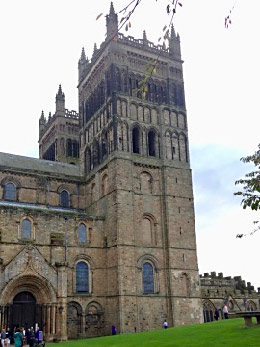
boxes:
[142,217,153,244]
[67,139,72,157]
[132,127,140,154]
[67,302,83,339]
[203,300,215,323]
[101,132,108,160]
[85,148,92,173]
[101,174,108,196]
[247,300,257,311]
[142,262,155,294]
[78,223,87,243]
[179,133,188,162]
[60,138,65,155]
[76,261,89,293]
[93,140,100,168]
[86,302,103,329]
[148,130,156,156]
[140,172,153,194]
[5,182,16,201]
[21,218,31,239]
[60,190,69,208]
[181,273,191,297]
[90,183,95,202]
[72,140,79,158]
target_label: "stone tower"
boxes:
[0,3,201,340]
[78,3,202,331]
[39,85,80,165]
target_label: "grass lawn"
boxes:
[47,318,260,347]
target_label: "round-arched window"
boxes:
[142,262,154,294]
[78,223,87,243]
[76,261,89,293]
[5,183,16,201]
[21,219,31,239]
[60,190,69,208]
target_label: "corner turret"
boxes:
[39,110,46,137]
[106,2,118,40]
[143,30,148,45]
[55,85,65,117]
[78,47,89,82]
[169,25,181,59]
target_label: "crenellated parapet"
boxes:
[39,109,79,139]
[201,272,260,319]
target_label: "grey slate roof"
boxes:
[0,152,81,177]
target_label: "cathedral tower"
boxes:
[78,3,202,331]
[39,85,80,164]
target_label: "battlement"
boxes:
[39,109,79,139]
[65,109,79,119]
[79,3,181,84]
[90,31,179,67]
[117,32,170,56]
[200,272,260,296]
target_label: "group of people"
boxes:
[0,326,42,347]
[162,303,229,329]
[215,304,229,321]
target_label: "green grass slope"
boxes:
[47,318,260,347]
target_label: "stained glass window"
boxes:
[78,223,87,243]
[60,190,69,208]
[5,183,16,201]
[76,261,89,293]
[143,262,154,294]
[21,219,31,239]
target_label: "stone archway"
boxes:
[0,275,58,341]
[10,291,38,330]
[203,300,215,323]
[67,302,82,339]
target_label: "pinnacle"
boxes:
[58,84,63,95]
[109,2,115,15]
[80,47,86,61]
[143,30,147,41]
[171,24,176,38]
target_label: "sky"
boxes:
[1,0,260,288]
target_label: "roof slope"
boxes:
[0,152,81,178]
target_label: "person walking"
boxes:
[163,320,168,329]
[223,304,229,319]
[1,328,7,347]
[111,325,117,335]
[13,329,23,347]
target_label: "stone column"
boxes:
[0,307,2,328]
[81,313,85,337]
[52,304,56,335]
[2,306,6,329]
[42,305,47,337]
[55,304,58,338]
[45,305,51,340]
[56,262,68,341]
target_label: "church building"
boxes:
[0,3,203,341]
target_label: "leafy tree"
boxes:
[235,144,260,237]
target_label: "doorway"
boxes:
[9,291,42,330]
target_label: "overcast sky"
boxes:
[1,0,260,288]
